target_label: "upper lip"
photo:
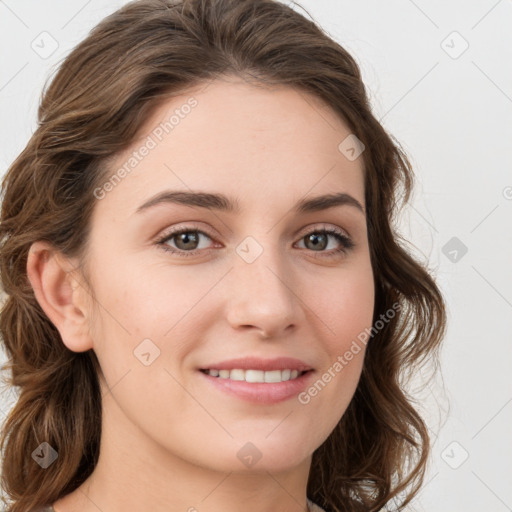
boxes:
[199,356,313,372]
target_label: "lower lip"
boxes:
[198,370,315,404]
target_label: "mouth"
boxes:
[199,368,311,383]
[198,367,315,404]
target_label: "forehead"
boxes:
[96,77,365,215]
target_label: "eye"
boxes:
[155,224,355,258]
[295,227,354,258]
[156,227,215,257]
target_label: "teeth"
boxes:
[203,368,304,383]
[230,369,245,381]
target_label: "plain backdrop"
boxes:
[0,1,511,511]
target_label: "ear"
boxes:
[26,240,93,353]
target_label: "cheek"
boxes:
[298,278,373,436]
[86,256,217,384]
[313,260,375,349]
[89,250,203,333]
[303,260,374,403]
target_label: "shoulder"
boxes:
[307,497,372,512]
[307,498,328,512]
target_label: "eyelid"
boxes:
[155,222,217,244]
[157,221,351,241]
[294,222,351,240]
[155,222,354,256]
[154,223,220,254]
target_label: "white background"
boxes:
[1,1,511,511]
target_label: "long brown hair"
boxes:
[0,0,446,510]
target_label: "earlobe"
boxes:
[26,240,93,353]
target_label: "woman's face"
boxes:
[79,76,374,473]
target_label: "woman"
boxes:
[0,0,446,511]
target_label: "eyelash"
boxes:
[155,224,355,259]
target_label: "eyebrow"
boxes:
[135,190,365,216]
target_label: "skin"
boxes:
[27,75,374,512]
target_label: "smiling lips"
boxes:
[201,368,307,383]
[199,356,313,373]
[198,356,315,402]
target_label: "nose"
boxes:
[224,243,301,339]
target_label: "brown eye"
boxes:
[173,231,200,251]
[297,228,354,257]
[303,232,328,251]
[156,228,215,256]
